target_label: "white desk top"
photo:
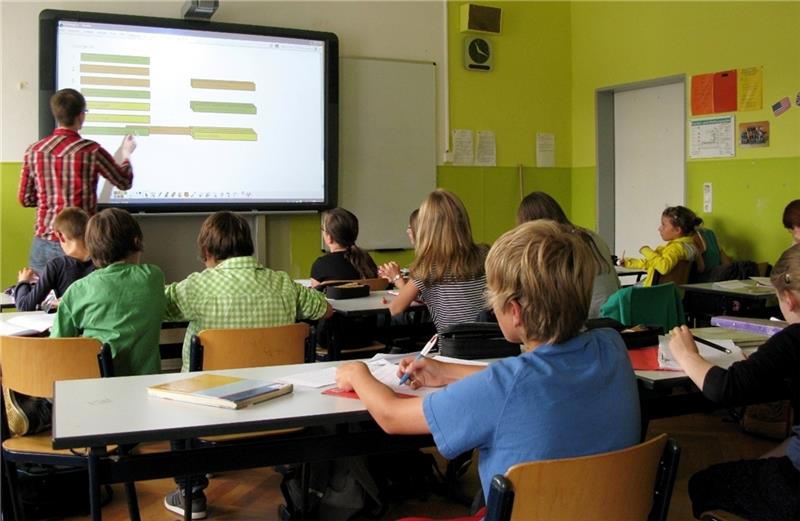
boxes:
[53,361,373,449]
[681,281,778,300]
[328,290,410,315]
[0,310,52,336]
[615,266,646,276]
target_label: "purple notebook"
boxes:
[710,316,787,337]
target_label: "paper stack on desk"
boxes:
[657,336,745,371]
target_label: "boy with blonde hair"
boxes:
[337,220,640,513]
[14,206,94,311]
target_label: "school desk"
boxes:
[680,281,780,326]
[615,266,646,284]
[52,360,433,521]
[0,293,15,310]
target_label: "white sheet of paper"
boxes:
[277,366,338,388]
[658,336,744,371]
[475,130,496,166]
[536,132,555,167]
[452,129,474,165]
[6,313,56,332]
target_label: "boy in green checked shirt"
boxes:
[162,211,331,518]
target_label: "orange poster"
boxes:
[713,70,737,113]
[691,73,714,115]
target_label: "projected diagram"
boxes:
[79,53,258,142]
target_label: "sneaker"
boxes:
[164,488,207,519]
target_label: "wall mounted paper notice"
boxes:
[536,133,555,167]
[452,129,474,165]
[712,70,737,113]
[738,66,763,111]
[691,73,714,115]
[475,131,496,166]
[690,116,735,159]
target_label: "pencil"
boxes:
[692,335,732,354]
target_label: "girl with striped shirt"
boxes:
[379,189,487,332]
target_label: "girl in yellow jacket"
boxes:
[619,206,701,286]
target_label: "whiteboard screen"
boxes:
[338,58,437,250]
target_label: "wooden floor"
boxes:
[62,412,778,521]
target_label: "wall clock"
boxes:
[464,36,492,72]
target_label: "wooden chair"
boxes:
[316,277,389,292]
[484,434,680,521]
[701,511,750,521]
[652,260,693,286]
[187,324,312,519]
[0,336,140,521]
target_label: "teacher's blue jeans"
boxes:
[28,237,63,274]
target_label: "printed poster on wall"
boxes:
[691,73,714,115]
[738,66,763,111]
[690,116,735,159]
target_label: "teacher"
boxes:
[18,88,137,273]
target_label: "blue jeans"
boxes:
[28,237,64,274]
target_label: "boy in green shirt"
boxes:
[52,207,166,376]
[162,211,330,518]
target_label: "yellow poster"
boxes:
[738,66,763,111]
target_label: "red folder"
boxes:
[627,347,661,371]
[322,387,415,399]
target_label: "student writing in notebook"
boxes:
[13,207,94,311]
[669,243,800,521]
[336,220,640,518]
[378,189,487,332]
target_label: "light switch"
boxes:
[703,182,712,213]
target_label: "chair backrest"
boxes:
[600,282,685,331]
[652,260,692,286]
[316,278,389,292]
[193,323,310,370]
[485,434,680,521]
[0,336,103,399]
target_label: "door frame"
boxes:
[595,74,686,252]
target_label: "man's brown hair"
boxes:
[486,220,598,345]
[53,207,90,241]
[85,208,143,268]
[198,212,254,262]
[50,88,86,128]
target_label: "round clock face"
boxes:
[468,38,490,64]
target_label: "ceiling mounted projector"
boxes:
[182,0,219,21]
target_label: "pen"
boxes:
[692,335,732,354]
[398,334,438,386]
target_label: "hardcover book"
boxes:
[148,374,293,409]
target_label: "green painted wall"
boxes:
[1,162,35,288]
[570,1,800,262]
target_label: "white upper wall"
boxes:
[0,0,447,161]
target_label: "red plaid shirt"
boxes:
[18,128,133,240]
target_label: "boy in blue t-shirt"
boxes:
[336,220,641,509]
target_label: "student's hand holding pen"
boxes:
[397,356,449,389]
[668,325,701,363]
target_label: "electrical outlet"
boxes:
[703,182,712,213]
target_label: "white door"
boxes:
[613,82,685,258]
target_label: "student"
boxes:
[378,189,487,332]
[406,208,419,246]
[4,209,165,438]
[13,207,94,311]
[516,191,620,318]
[162,211,331,519]
[18,88,136,273]
[336,220,641,516]
[619,205,701,286]
[783,199,800,245]
[691,226,732,282]
[310,207,378,286]
[51,207,166,377]
[669,243,800,521]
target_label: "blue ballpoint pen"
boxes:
[398,334,438,386]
